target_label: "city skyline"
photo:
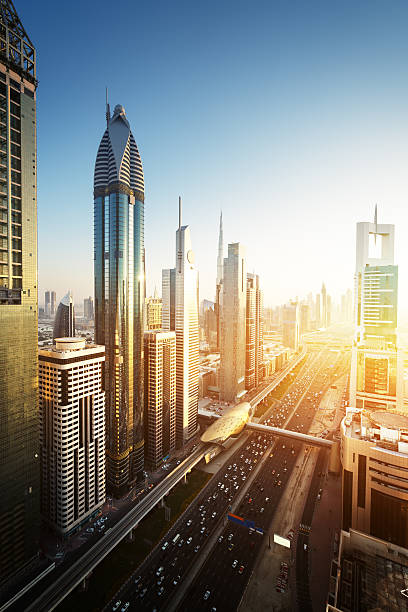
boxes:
[17,1,408,312]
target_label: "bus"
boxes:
[172,533,180,545]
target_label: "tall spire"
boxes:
[216,211,224,286]
[179,196,182,230]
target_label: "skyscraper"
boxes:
[245,273,263,390]
[162,198,199,446]
[84,295,94,320]
[315,293,321,328]
[0,0,39,584]
[350,211,402,411]
[39,338,106,536]
[50,290,56,316]
[45,290,50,316]
[220,243,246,402]
[144,331,176,468]
[282,301,300,350]
[53,291,75,341]
[94,102,145,495]
[145,294,162,330]
[215,212,223,352]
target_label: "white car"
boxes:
[203,590,211,601]
[232,559,238,568]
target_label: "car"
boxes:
[218,535,223,542]
[228,533,233,541]
[203,590,211,601]
[228,543,234,551]
[156,566,164,576]
[173,575,181,585]
[178,539,184,547]
[186,519,192,526]
[238,565,245,574]
[212,512,217,518]
[158,587,164,596]
[200,527,205,534]
[260,507,264,513]
[134,575,141,585]
[194,545,200,552]
[232,559,238,568]
[162,541,168,550]
[157,575,164,585]
[112,602,121,611]
[140,588,147,598]
[120,603,130,612]
[187,537,192,544]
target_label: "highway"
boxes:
[103,348,343,612]
[176,349,345,612]
[22,445,215,612]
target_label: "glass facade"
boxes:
[0,4,39,585]
[94,105,144,495]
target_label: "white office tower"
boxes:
[162,198,199,447]
[282,302,300,350]
[220,243,247,402]
[350,209,403,411]
[39,338,106,536]
[144,331,176,468]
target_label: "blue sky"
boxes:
[18,0,408,311]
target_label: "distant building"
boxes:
[39,338,105,536]
[83,296,94,320]
[144,331,176,469]
[245,273,263,390]
[315,293,321,328]
[162,198,199,447]
[201,299,217,350]
[45,290,50,316]
[327,528,408,611]
[53,291,75,341]
[50,291,56,316]
[215,212,223,352]
[299,303,310,336]
[220,243,246,402]
[350,213,402,411]
[321,282,327,327]
[282,302,300,350]
[145,295,162,330]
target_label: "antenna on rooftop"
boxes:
[106,87,110,127]
[179,196,182,230]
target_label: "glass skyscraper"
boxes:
[94,103,145,496]
[53,290,75,341]
[0,1,39,584]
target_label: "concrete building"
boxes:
[282,302,300,350]
[94,102,145,494]
[321,282,327,327]
[39,338,106,536]
[350,212,402,411]
[245,273,263,390]
[84,296,94,320]
[162,198,199,446]
[144,331,176,469]
[341,408,408,547]
[327,528,408,612]
[299,303,310,336]
[53,291,75,341]
[50,290,56,316]
[0,2,40,584]
[315,293,321,328]
[45,290,50,316]
[220,243,246,402]
[145,294,162,331]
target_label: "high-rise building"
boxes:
[162,268,176,332]
[220,243,246,402]
[53,291,75,341]
[350,212,402,411]
[84,296,94,320]
[321,282,327,328]
[0,2,39,585]
[45,290,50,316]
[94,102,145,494]
[144,331,176,469]
[162,198,199,446]
[327,294,332,327]
[215,212,223,352]
[145,294,162,330]
[299,303,310,336]
[39,338,105,536]
[282,302,300,350]
[341,408,408,547]
[245,273,263,390]
[50,290,56,316]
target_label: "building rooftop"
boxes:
[342,408,408,456]
[332,530,408,612]
[200,401,251,444]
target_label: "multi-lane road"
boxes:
[104,348,346,612]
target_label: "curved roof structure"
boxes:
[94,104,144,200]
[200,402,251,444]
